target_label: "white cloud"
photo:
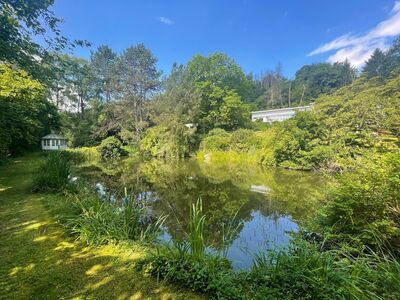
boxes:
[156,16,174,26]
[308,1,400,67]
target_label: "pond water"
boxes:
[78,158,326,269]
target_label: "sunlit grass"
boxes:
[0,153,203,299]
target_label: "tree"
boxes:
[61,56,96,114]
[195,82,250,132]
[0,0,88,83]
[363,37,400,80]
[90,45,117,101]
[115,44,161,139]
[290,62,356,103]
[0,64,59,157]
[186,53,256,101]
[362,48,388,79]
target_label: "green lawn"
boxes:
[0,153,202,300]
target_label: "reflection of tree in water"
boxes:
[77,157,327,249]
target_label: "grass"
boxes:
[188,199,206,259]
[0,152,202,299]
[32,151,71,192]
[136,199,400,299]
[64,188,166,245]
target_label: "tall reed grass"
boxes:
[32,151,71,192]
[188,199,206,259]
[67,188,165,245]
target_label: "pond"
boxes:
[77,158,327,269]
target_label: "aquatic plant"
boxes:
[32,151,71,192]
[188,199,206,259]
[66,188,165,245]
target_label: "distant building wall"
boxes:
[251,105,312,123]
[41,138,68,150]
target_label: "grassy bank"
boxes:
[0,153,201,299]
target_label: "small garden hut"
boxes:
[41,133,68,150]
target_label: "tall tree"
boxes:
[186,53,256,102]
[115,44,161,139]
[0,64,59,156]
[362,48,388,79]
[90,45,117,101]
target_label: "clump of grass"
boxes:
[188,199,206,259]
[32,151,71,192]
[66,188,165,245]
[136,242,237,299]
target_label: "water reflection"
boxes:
[78,158,326,269]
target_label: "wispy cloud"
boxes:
[308,1,400,67]
[156,16,174,26]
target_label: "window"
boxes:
[52,139,55,146]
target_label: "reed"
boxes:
[187,198,206,259]
[32,151,71,192]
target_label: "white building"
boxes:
[251,105,312,123]
[41,133,68,150]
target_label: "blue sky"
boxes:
[53,0,400,78]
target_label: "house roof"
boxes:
[41,133,66,140]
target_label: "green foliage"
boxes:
[196,82,251,132]
[246,243,400,299]
[97,136,126,160]
[200,69,399,171]
[140,123,196,159]
[200,128,231,151]
[273,112,328,170]
[67,146,100,164]
[188,199,206,260]
[186,53,256,102]
[90,45,117,101]
[0,0,85,83]
[137,229,400,299]
[68,189,165,245]
[0,64,59,157]
[320,152,400,251]
[137,244,237,299]
[292,61,356,101]
[362,37,400,80]
[32,151,71,192]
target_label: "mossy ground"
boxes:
[0,153,202,300]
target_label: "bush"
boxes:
[97,136,126,160]
[229,129,254,152]
[32,151,71,192]
[319,151,400,252]
[141,123,196,159]
[200,128,231,151]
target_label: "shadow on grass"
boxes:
[0,154,201,300]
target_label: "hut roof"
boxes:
[41,133,66,140]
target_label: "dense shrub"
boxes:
[140,123,196,159]
[32,151,71,192]
[319,151,400,252]
[97,136,126,160]
[199,128,231,151]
